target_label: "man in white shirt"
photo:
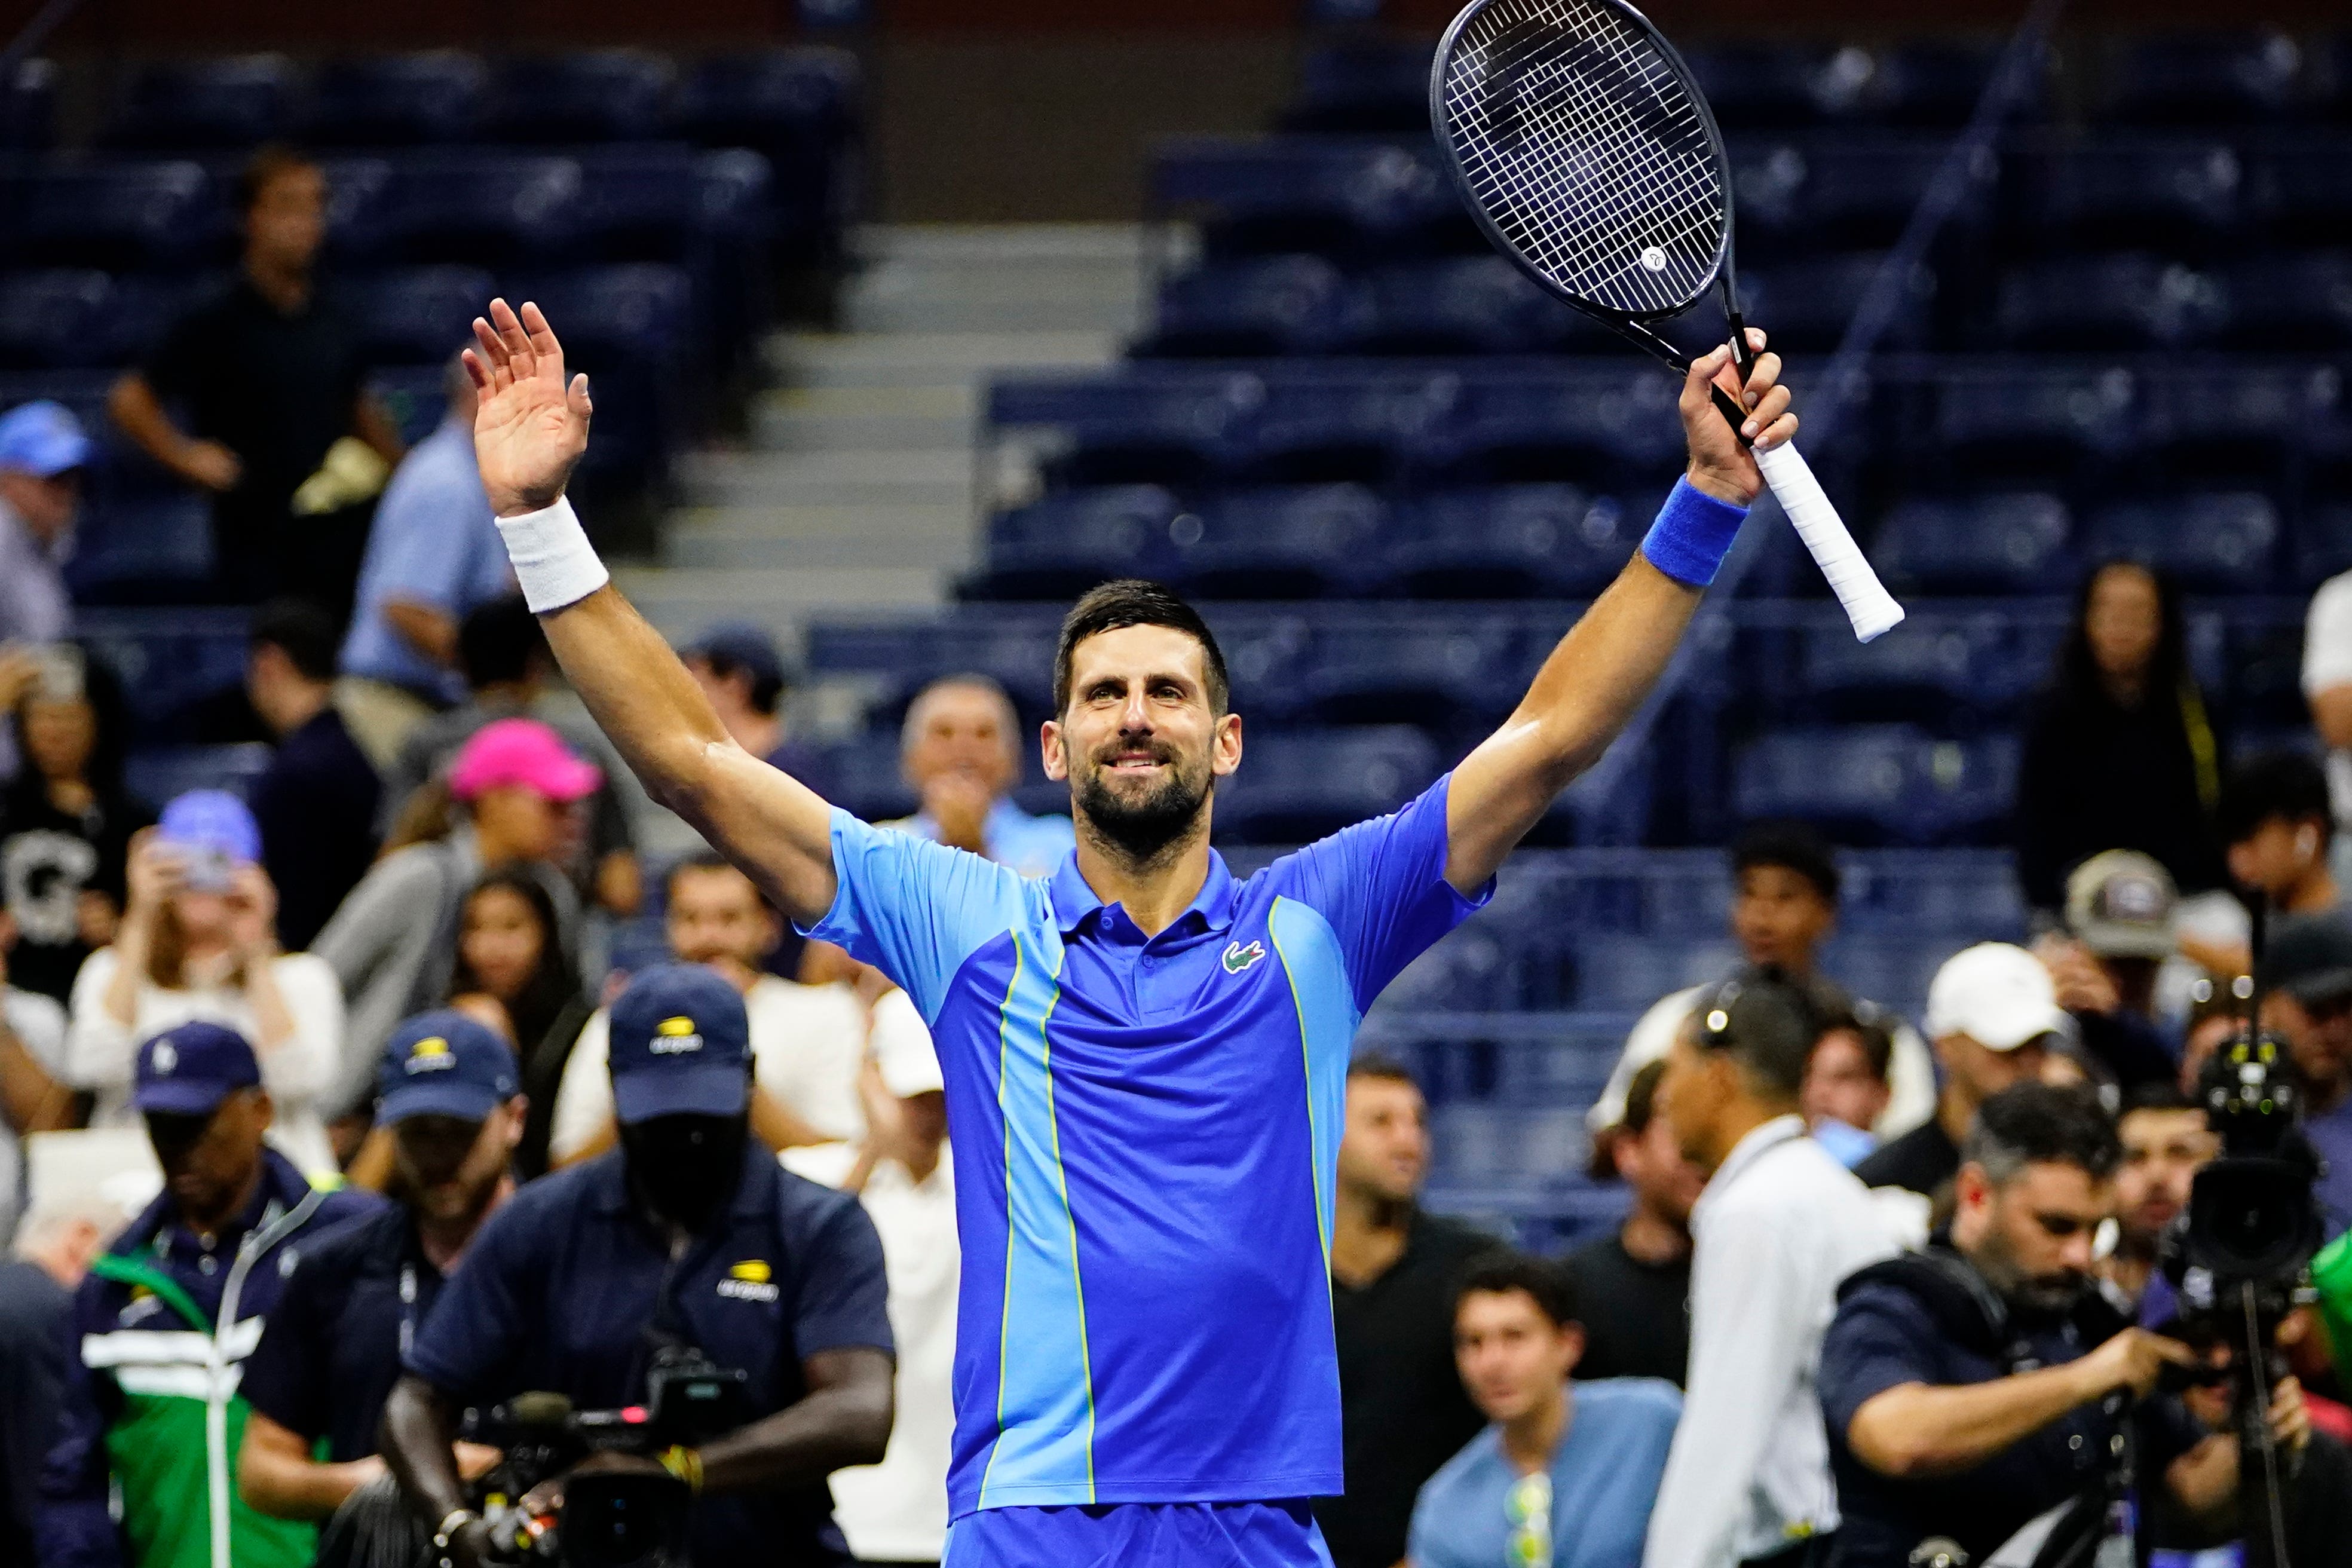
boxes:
[548,852,936,1163]
[1648,973,1900,1568]
[2303,569,2352,894]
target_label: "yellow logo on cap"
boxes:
[405,1035,458,1074]
[729,1261,771,1284]
[648,1015,705,1056]
[414,1037,449,1055]
[657,1016,696,1036]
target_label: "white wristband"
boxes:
[494,495,610,614]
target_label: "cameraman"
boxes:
[1819,1083,2308,1568]
[381,964,893,1567]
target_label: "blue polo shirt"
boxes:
[403,1146,892,1567]
[883,797,1077,880]
[808,773,1490,1518]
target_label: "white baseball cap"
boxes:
[1924,942,2070,1052]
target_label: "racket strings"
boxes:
[1440,0,1727,316]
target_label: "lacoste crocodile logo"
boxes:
[1222,940,1267,975]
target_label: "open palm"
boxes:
[465,297,593,517]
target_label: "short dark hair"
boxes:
[2119,1081,2198,1120]
[1622,1056,1668,1135]
[458,596,545,690]
[697,648,785,718]
[1693,973,1820,1101]
[250,598,339,682]
[1347,1051,1419,1089]
[1812,994,1895,1085]
[1962,1082,2121,1185]
[1731,820,1840,904]
[1457,1253,1579,1329]
[664,850,757,907]
[1052,580,1230,716]
[2215,752,2333,848]
[237,143,319,214]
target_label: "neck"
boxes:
[1329,1183,1413,1287]
[2102,1253,2154,1303]
[46,776,93,813]
[268,683,332,738]
[181,1160,265,1239]
[246,253,310,313]
[1938,1082,1979,1148]
[416,1175,513,1272]
[473,680,537,711]
[1618,1202,1690,1266]
[1500,1384,1570,1473]
[2100,669,2147,707]
[2285,867,2340,916]
[1703,1098,1786,1177]
[1072,812,1212,936]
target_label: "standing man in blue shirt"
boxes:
[449,296,1797,1567]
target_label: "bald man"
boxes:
[879,674,1074,878]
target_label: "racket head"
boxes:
[1430,0,1738,328]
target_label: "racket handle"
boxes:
[1751,440,1904,643]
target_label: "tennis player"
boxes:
[454,299,1796,1568]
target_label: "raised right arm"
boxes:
[463,299,838,926]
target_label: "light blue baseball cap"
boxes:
[0,400,91,478]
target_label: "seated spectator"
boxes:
[442,868,590,1179]
[1802,1000,1897,1168]
[2100,1083,2216,1313]
[1408,1255,1681,1568]
[2220,751,2341,919]
[1566,1059,1701,1385]
[2016,561,2225,918]
[0,650,145,1006]
[880,673,1074,878]
[0,398,87,663]
[2256,915,2352,1238]
[1823,1083,2299,1568]
[684,622,820,980]
[106,146,401,614]
[38,1022,377,1568]
[65,794,342,1175]
[1591,821,1935,1142]
[2038,849,2182,1089]
[548,853,935,1166]
[381,597,639,917]
[1,911,71,1242]
[2,1195,108,1563]
[316,717,594,1118]
[1855,944,2065,1200]
[1315,1054,1505,1568]
[2307,567,2352,898]
[236,1012,520,1524]
[336,356,511,768]
[245,601,381,951]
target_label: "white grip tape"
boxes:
[494,495,610,614]
[1753,440,1904,643]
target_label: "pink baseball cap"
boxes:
[448,718,601,804]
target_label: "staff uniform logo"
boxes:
[649,1016,705,1056]
[1221,939,1267,976]
[717,1258,780,1302]
[151,1040,178,1075]
[405,1036,457,1073]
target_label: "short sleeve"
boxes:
[360,461,481,610]
[1817,1283,1943,1443]
[788,1187,894,1359]
[1264,773,1493,1012]
[2306,574,2352,697]
[403,1196,543,1399]
[240,1256,330,1440]
[803,809,1030,1025]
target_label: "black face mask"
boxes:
[619,1114,748,1234]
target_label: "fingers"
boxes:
[1740,349,1783,405]
[1741,382,1793,443]
[468,317,513,394]
[566,373,594,424]
[1680,341,1735,406]
[518,301,564,371]
[486,298,537,381]
[1754,411,1798,451]
[460,347,491,394]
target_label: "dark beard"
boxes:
[1074,754,1211,863]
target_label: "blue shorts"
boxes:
[942,1501,1334,1568]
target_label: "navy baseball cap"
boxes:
[132,1022,261,1117]
[682,622,791,694]
[377,1011,520,1126]
[608,964,752,1124]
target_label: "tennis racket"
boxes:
[1430,0,1904,642]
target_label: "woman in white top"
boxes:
[64,791,344,1175]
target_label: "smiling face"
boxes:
[1455,1288,1583,1426]
[1338,1072,1429,1206]
[1043,623,1241,862]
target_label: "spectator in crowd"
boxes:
[2255,915,2352,1237]
[66,794,343,1176]
[1,650,143,1006]
[1314,1054,1503,1568]
[442,869,589,1178]
[236,1012,520,1523]
[2036,850,2180,1089]
[1407,1255,1681,1568]
[381,597,639,917]
[1,911,71,1241]
[2149,1346,2352,1568]
[0,400,87,654]
[106,146,402,613]
[548,853,933,1167]
[317,716,595,1118]
[2307,566,2352,897]
[2016,561,2225,917]
[1821,1083,2300,1568]
[2,1195,109,1563]
[2219,750,2340,918]
[39,1021,378,1568]
[684,622,821,979]
[1854,944,2065,1200]
[381,964,893,1568]
[1591,822,1934,1144]
[2099,1083,2216,1312]
[1801,1003,1897,1169]
[245,600,381,951]
[1647,975,1899,1568]
[336,356,511,768]
[1567,1059,1701,1385]
[879,674,1074,879]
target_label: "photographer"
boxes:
[381,964,893,1568]
[1819,1083,2307,1568]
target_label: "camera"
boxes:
[2166,1029,2323,1327]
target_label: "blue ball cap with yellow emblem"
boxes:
[376,1010,520,1126]
[608,963,752,1125]
[132,1021,261,1117]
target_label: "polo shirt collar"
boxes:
[1697,1113,1809,1216]
[1047,846,1237,939]
[587,1143,778,1224]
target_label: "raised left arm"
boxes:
[1444,333,1794,892]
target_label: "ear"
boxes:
[1558,1321,1587,1374]
[502,1097,529,1151]
[250,1089,275,1132]
[1040,718,1067,783]
[1211,712,1244,779]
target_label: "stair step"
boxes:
[767,330,1119,388]
[750,385,975,452]
[616,566,947,638]
[856,223,1151,265]
[662,503,975,571]
[677,448,973,510]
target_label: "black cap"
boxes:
[2260,914,2352,1008]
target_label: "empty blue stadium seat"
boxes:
[0,270,112,368]
[1144,256,1364,358]
[994,369,1265,487]
[1425,1106,1593,1186]
[487,51,676,143]
[2016,138,2246,255]
[508,265,694,368]
[806,610,1062,719]
[1996,254,2226,351]
[348,265,496,365]
[1386,486,1638,599]
[1874,493,2072,595]
[104,56,300,150]
[124,745,275,808]
[2251,139,2352,246]
[1921,363,2140,493]
[1731,136,1966,256]
[2139,365,2335,488]
[1688,43,1892,128]
[1878,39,2014,128]
[1214,725,1440,842]
[1416,367,1684,486]
[671,50,859,260]
[75,609,251,740]
[63,494,218,606]
[1356,256,1584,357]
[2297,506,2352,590]
[2084,493,2281,592]
[2,160,218,270]
[1281,41,1433,134]
[2,58,56,151]
[1227,372,1456,485]
[1733,725,2017,846]
[1745,252,1931,353]
[2221,252,2352,350]
[1570,935,1743,1010]
[972,486,1184,601]
[1291,613,1535,728]
[1170,485,1389,599]
[310,53,491,145]
[374,154,582,265]
[2092,31,2305,125]
[1790,608,2063,728]
[1153,137,1464,262]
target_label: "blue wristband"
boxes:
[1639,477,1749,589]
